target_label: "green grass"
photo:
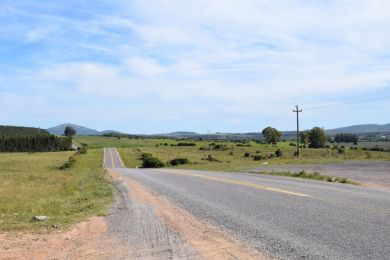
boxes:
[252,171,359,185]
[74,136,178,149]
[75,136,390,172]
[0,149,113,232]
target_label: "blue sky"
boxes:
[1,0,390,134]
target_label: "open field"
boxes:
[0,149,113,232]
[75,136,390,172]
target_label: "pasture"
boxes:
[0,149,113,231]
[75,136,390,172]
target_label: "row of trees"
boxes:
[262,126,328,148]
[0,126,72,152]
[334,133,358,143]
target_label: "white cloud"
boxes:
[1,0,390,131]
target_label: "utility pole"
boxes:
[293,105,302,156]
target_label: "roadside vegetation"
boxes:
[252,171,359,185]
[75,136,390,172]
[0,149,113,232]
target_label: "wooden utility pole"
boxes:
[293,105,302,156]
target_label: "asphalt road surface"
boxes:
[104,147,124,168]
[105,148,390,259]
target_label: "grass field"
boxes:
[75,136,390,172]
[0,149,113,232]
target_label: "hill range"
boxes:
[46,123,390,139]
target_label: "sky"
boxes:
[1,0,390,134]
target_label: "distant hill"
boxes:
[326,124,390,134]
[164,131,198,136]
[47,123,390,138]
[47,124,100,136]
[47,124,125,136]
[100,130,124,135]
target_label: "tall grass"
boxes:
[0,149,113,232]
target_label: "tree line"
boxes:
[333,133,358,143]
[0,126,72,152]
[262,126,329,149]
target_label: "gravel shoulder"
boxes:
[253,161,390,189]
[1,168,269,259]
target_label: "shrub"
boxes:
[275,149,282,157]
[59,156,76,170]
[169,158,190,166]
[253,155,262,161]
[229,151,234,155]
[212,144,227,150]
[337,148,344,154]
[141,153,164,168]
[244,152,250,157]
[174,142,196,146]
[76,147,87,155]
[206,155,219,162]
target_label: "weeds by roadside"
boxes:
[252,170,359,185]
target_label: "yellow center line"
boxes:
[114,148,124,167]
[109,148,115,168]
[158,169,311,197]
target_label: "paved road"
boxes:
[105,148,390,259]
[104,147,124,168]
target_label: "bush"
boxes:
[275,149,282,157]
[205,155,219,162]
[59,156,76,170]
[244,152,251,157]
[212,144,228,150]
[141,153,164,168]
[253,155,262,161]
[173,142,196,146]
[169,158,190,166]
[76,147,87,155]
[337,148,344,154]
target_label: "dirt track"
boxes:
[254,161,390,189]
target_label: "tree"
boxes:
[300,131,310,147]
[308,127,327,148]
[262,127,282,146]
[334,133,358,143]
[64,126,76,137]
